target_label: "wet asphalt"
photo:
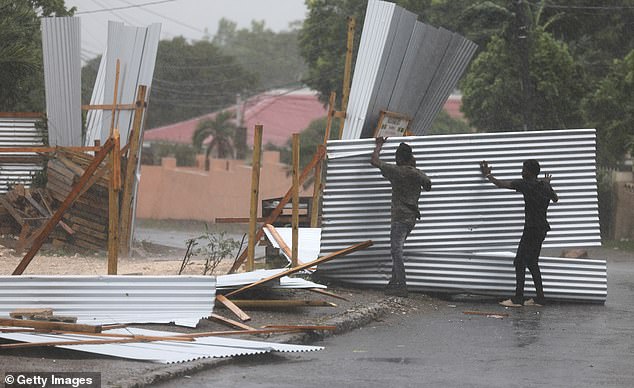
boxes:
[153,253,634,388]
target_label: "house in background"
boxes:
[143,88,328,147]
[136,88,468,223]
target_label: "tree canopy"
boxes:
[211,19,307,91]
[0,0,74,111]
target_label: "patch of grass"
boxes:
[602,239,634,252]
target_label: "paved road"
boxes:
[154,254,634,388]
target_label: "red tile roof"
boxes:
[144,89,328,147]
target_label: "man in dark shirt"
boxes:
[371,137,432,297]
[480,159,559,307]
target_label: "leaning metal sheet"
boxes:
[317,130,605,302]
[342,1,477,139]
[0,276,215,327]
[0,327,323,364]
[41,17,82,146]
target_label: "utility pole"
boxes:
[235,93,246,159]
[514,0,533,131]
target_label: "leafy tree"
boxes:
[582,50,634,169]
[80,55,100,104]
[212,19,307,91]
[145,37,257,129]
[0,0,74,111]
[461,30,585,131]
[427,110,473,135]
[193,110,237,170]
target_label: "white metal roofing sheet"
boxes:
[0,275,215,327]
[317,129,605,302]
[41,17,82,146]
[0,327,323,364]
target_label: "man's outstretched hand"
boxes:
[479,160,492,176]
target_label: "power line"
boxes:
[75,0,176,15]
[118,0,205,34]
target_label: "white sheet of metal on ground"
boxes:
[0,276,215,327]
[342,0,477,139]
[216,270,326,290]
[263,227,322,268]
[317,130,606,303]
[0,327,323,363]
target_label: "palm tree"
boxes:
[192,110,237,170]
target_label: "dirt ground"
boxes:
[0,236,236,276]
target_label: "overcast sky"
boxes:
[64,0,308,61]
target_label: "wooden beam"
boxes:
[338,16,356,139]
[308,288,350,301]
[0,146,100,153]
[215,294,251,322]
[81,103,136,111]
[222,300,337,308]
[229,145,326,273]
[209,313,255,330]
[264,224,292,258]
[0,112,43,118]
[311,92,337,228]
[0,196,25,225]
[119,85,148,255]
[108,129,121,275]
[0,318,101,333]
[12,139,115,275]
[109,59,120,137]
[216,217,265,223]
[291,133,300,267]
[247,124,263,272]
[226,240,372,297]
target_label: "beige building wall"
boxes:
[136,151,311,222]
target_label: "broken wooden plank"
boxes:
[215,294,251,322]
[222,300,337,308]
[0,318,101,333]
[0,196,25,225]
[10,308,53,319]
[308,288,350,301]
[225,239,372,297]
[209,313,255,331]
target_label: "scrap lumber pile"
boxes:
[46,149,112,251]
[0,149,117,252]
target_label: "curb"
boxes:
[114,298,393,388]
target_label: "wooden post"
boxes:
[119,85,147,255]
[12,139,115,275]
[247,125,263,272]
[109,59,120,137]
[310,91,337,227]
[291,133,300,267]
[338,17,356,139]
[108,129,121,275]
[228,145,326,273]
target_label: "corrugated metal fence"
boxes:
[0,116,46,193]
[317,129,606,302]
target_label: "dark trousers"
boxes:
[389,222,414,287]
[512,227,546,303]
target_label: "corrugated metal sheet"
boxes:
[0,327,323,364]
[216,269,327,290]
[342,0,477,139]
[41,17,82,146]
[263,227,322,266]
[0,117,46,193]
[85,21,161,147]
[317,129,605,302]
[0,276,215,327]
